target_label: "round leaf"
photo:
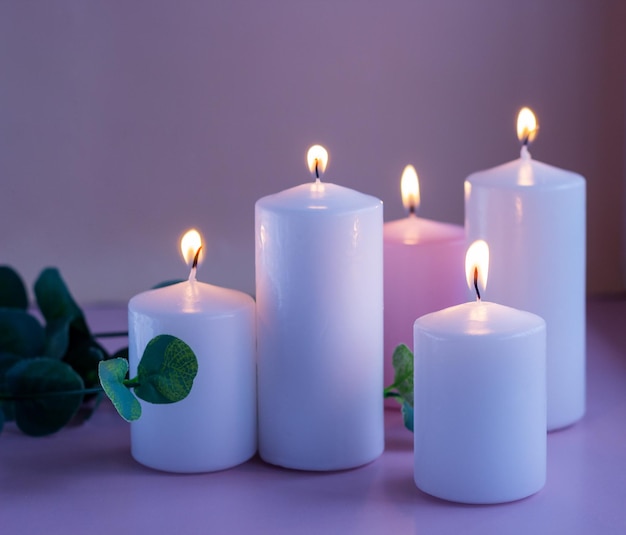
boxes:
[6,357,84,436]
[135,335,198,404]
[401,401,414,433]
[34,268,90,337]
[98,359,141,422]
[391,344,414,407]
[0,308,45,357]
[63,339,106,388]
[44,317,72,360]
[0,352,22,422]
[0,266,28,309]
[152,279,185,289]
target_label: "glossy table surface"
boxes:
[2,298,626,534]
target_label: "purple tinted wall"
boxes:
[0,0,624,302]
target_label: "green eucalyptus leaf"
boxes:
[401,401,414,432]
[111,346,129,360]
[135,335,198,404]
[0,353,22,421]
[0,266,28,309]
[0,308,45,357]
[34,268,90,337]
[391,344,414,407]
[63,339,106,388]
[98,359,141,422]
[6,357,84,436]
[152,279,185,289]
[44,317,73,360]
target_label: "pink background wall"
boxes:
[1,1,624,303]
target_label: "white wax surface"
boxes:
[414,301,547,504]
[255,181,384,471]
[128,280,256,473]
[465,151,585,430]
[383,216,465,393]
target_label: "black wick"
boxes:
[473,267,481,301]
[192,246,202,270]
[315,159,320,179]
[521,134,530,147]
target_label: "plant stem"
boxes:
[93,331,128,338]
[123,377,140,388]
[0,386,103,400]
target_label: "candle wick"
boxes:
[408,204,416,217]
[189,246,202,281]
[473,267,481,302]
[192,246,202,269]
[315,160,320,179]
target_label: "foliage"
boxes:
[383,344,414,432]
[0,266,198,436]
[99,335,198,421]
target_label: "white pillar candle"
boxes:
[128,229,256,473]
[384,165,465,396]
[255,145,384,471]
[413,240,547,504]
[465,108,586,431]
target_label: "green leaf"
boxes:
[401,401,414,432]
[0,352,22,421]
[34,268,108,384]
[0,308,45,357]
[111,346,129,360]
[5,357,84,436]
[391,344,414,407]
[152,279,185,289]
[0,266,28,309]
[63,339,106,388]
[34,268,90,338]
[98,359,141,422]
[44,317,73,359]
[135,335,198,404]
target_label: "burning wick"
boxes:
[315,159,320,180]
[473,267,481,301]
[189,246,203,281]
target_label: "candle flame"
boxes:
[306,145,328,181]
[465,240,489,300]
[180,228,204,267]
[400,164,420,214]
[517,107,539,146]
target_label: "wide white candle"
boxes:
[413,241,547,504]
[465,108,585,431]
[128,229,256,473]
[255,145,384,471]
[384,165,465,395]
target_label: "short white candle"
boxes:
[128,229,256,473]
[465,107,586,431]
[413,240,546,504]
[255,145,384,471]
[384,165,465,396]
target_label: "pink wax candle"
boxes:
[383,165,466,394]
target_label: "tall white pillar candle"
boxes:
[256,145,384,470]
[465,108,585,430]
[128,229,256,473]
[384,165,465,397]
[413,241,547,504]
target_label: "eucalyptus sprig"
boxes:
[384,344,414,432]
[99,334,198,422]
[0,266,198,436]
